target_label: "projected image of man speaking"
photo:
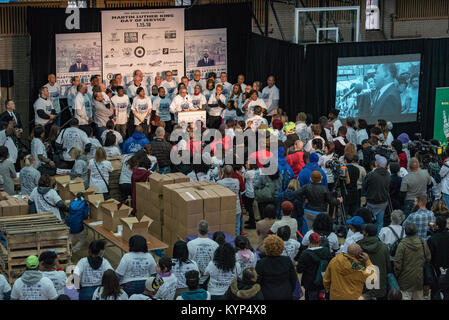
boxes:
[371,64,402,117]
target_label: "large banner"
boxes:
[434,87,449,144]
[185,28,227,80]
[101,9,185,86]
[55,33,102,97]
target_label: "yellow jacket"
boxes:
[323,253,374,300]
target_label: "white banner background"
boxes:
[185,28,227,80]
[101,8,185,87]
[55,32,102,97]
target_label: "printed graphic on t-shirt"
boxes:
[193,244,215,272]
[117,103,128,112]
[21,282,45,300]
[128,258,152,278]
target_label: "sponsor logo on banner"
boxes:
[124,32,138,43]
[169,48,183,54]
[137,63,147,66]
[122,47,132,57]
[119,63,133,67]
[162,48,169,55]
[108,33,120,42]
[164,60,183,65]
[105,63,118,68]
[147,49,160,56]
[149,61,162,67]
[134,46,145,58]
[107,73,114,80]
[165,30,177,39]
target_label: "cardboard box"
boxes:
[136,182,151,204]
[164,201,172,219]
[149,173,175,195]
[87,194,105,219]
[195,189,221,214]
[172,189,203,215]
[162,226,172,244]
[68,183,86,200]
[120,216,152,242]
[17,199,29,215]
[0,192,9,201]
[220,210,236,225]
[148,219,162,238]
[220,224,236,236]
[209,186,237,211]
[204,211,220,227]
[82,186,97,198]
[102,201,131,232]
[162,183,187,204]
[176,225,197,239]
[146,204,163,223]
[3,199,21,216]
[171,172,190,183]
[149,191,163,209]
[164,215,175,232]
[177,213,203,229]
[208,225,220,233]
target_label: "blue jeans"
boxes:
[122,280,146,296]
[159,166,171,174]
[402,200,415,218]
[443,193,449,210]
[79,286,98,300]
[366,202,388,235]
[235,213,241,236]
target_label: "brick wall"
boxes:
[0,35,30,136]
[391,18,449,39]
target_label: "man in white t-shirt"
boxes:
[74,83,91,126]
[67,76,81,114]
[170,87,193,124]
[236,74,247,92]
[55,118,90,165]
[187,220,219,286]
[328,109,342,137]
[261,75,280,119]
[127,75,149,101]
[43,74,61,125]
[33,86,56,127]
[188,70,205,93]
[216,72,232,99]
[245,106,268,131]
[161,71,177,100]
[11,255,58,300]
[111,86,130,138]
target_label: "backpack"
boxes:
[255,178,277,203]
[312,251,329,287]
[280,169,292,191]
[66,198,89,234]
[388,226,404,257]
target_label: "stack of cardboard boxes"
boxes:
[0,192,29,217]
[54,176,97,202]
[108,155,124,201]
[100,199,132,233]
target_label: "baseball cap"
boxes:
[346,216,364,227]
[26,255,39,269]
[281,201,294,213]
[375,154,387,168]
[145,276,164,292]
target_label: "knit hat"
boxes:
[397,133,410,145]
[309,233,321,244]
[309,153,319,163]
[145,276,164,292]
[375,154,387,168]
[311,170,322,183]
[26,255,39,269]
[272,119,283,131]
[281,201,294,214]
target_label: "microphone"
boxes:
[342,82,363,99]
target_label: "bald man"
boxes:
[400,157,432,217]
[323,243,374,300]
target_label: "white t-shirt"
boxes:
[74,257,113,288]
[187,171,209,182]
[245,115,268,131]
[188,79,206,93]
[115,252,157,285]
[127,83,149,100]
[67,85,78,110]
[380,132,394,146]
[270,216,298,240]
[112,94,130,125]
[87,138,102,160]
[29,188,63,220]
[204,261,241,296]
[74,92,89,125]
[129,293,157,300]
[33,97,54,126]
[153,273,178,300]
[44,82,61,113]
[282,239,301,262]
[207,93,226,117]
[187,237,219,284]
[171,259,199,289]
[131,96,152,125]
[190,93,207,110]
[216,81,232,98]
[170,95,194,123]
[104,146,121,158]
[379,224,404,247]
[56,127,90,162]
[261,85,280,115]
[41,270,67,296]
[88,159,113,193]
[0,274,11,300]
[0,130,18,163]
[119,154,133,184]
[31,138,47,169]
[11,274,58,300]
[101,129,122,146]
[235,251,257,278]
[246,98,267,118]
[161,80,178,99]
[340,232,364,253]
[92,287,128,300]
[301,229,340,253]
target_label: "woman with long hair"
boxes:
[88,147,113,199]
[377,119,394,146]
[119,149,147,201]
[234,236,257,278]
[92,270,128,300]
[204,243,241,300]
[171,241,199,298]
[153,257,178,300]
[19,154,40,195]
[229,83,242,102]
[0,145,16,195]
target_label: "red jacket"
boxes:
[398,152,408,169]
[286,151,305,178]
[131,167,152,211]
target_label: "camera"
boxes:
[373,145,396,162]
[325,157,347,180]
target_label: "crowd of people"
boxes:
[0,69,448,301]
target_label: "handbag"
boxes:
[94,161,110,193]
[421,239,436,286]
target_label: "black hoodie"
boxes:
[296,247,331,290]
[363,167,390,204]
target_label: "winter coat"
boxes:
[296,247,332,291]
[224,279,264,300]
[122,132,150,154]
[394,235,431,291]
[295,183,339,213]
[255,256,297,300]
[323,253,374,300]
[357,236,391,298]
[286,151,305,178]
[363,167,390,204]
[427,229,449,271]
[298,162,328,187]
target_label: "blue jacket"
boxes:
[122,132,150,154]
[66,200,89,234]
[298,162,328,187]
[278,147,295,189]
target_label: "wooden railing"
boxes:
[396,0,449,20]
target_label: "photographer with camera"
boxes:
[361,136,379,172]
[400,158,432,217]
[343,153,361,218]
[363,155,391,235]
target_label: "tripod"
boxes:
[333,175,349,238]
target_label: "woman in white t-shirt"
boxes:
[103,132,121,157]
[88,147,113,200]
[207,84,227,129]
[131,87,152,126]
[171,241,200,297]
[92,270,128,300]
[153,257,178,300]
[377,119,394,146]
[115,235,157,296]
[204,243,241,300]
[29,175,68,221]
[74,240,113,300]
[119,151,147,201]
[234,236,257,278]
[277,226,301,263]
[38,251,67,296]
[111,86,130,138]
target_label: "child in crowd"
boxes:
[153,257,178,300]
[82,126,102,160]
[234,236,257,278]
[19,155,40,195]
[221,100,238,123]
[69,147,89,189]
[277,226,300,263]
[101,120,123,146]
[243,161,258,229]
